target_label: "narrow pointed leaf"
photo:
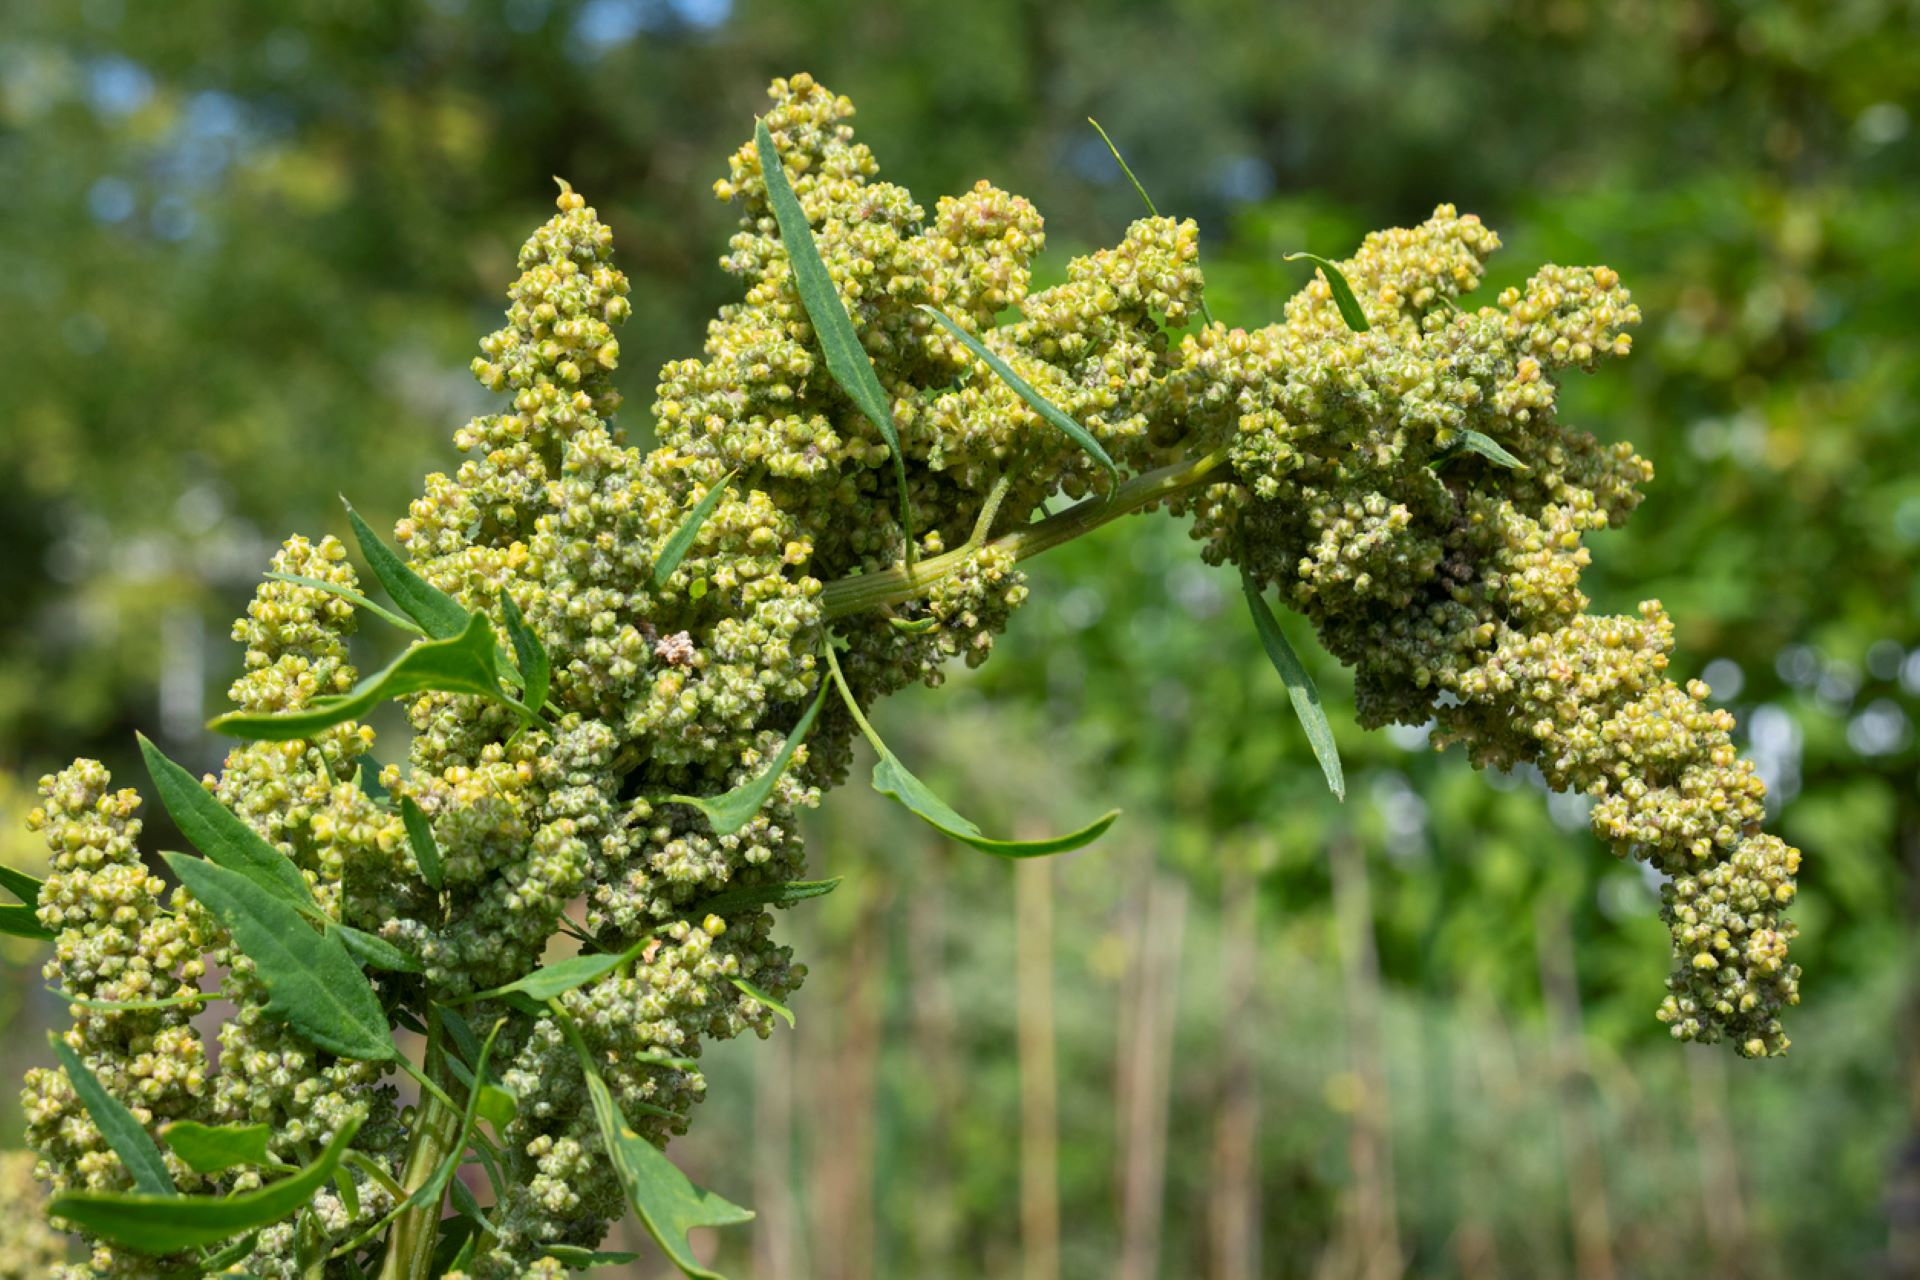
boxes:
[1284,253,1371,333]
[544,1246,643,1270]
[887,616,938,635]
[333,923,422,974]
[264,573,423,637]
[682,877,841,919]
[198,1230,262,1271]
[559,1011,752,1280]
[435,1004,485,1068]
[161,853,395,1061]
[139,734,313,907]
[208,612,505,741]
[50,988,215,1011]
[400,797,444,891]
[48,1033,176,1196]
[0,862,43,907]
[871,750,1119,857]
[343,501,470,640]
[499,593,551,710]
[50,1115,363,1255]
[457,936,649,1005]
[668,684,827,836]
[161,1121,274,1175]
[0,904,52,939]
[1241,569,1346,800]
[1086,118,1160,216]
[402,1019,504,1215]
[1437,429,1529,472]
[653,470,737,590]
[755,119,913,557]
[729,977,793,1028]
[919,306,1120,498]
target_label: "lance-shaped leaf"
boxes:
[653,470,737,590]
[558,1009,752,1280]
[0,862,43,909]
[500,592,551,711]
[161,1121,275,1175]
[50,988,215,1012]
[1284,253,1371,333]
[264,572,423,636]
[456,935,649,1006]
[824,644,1118,858]
[343,501,470,640]
[48,1033,176,1196]
[50,1115,363,1255]
[681,877,840,920]
[161,853,396,1062]
[139,734,313,907]
[401,797,444,891]
[729,977,794,1028]
[755,119,914,558]
[1241,569,1345,801]
[333,924,423,974]
[0,903,52,940]
[1435,428,1529,472]
[544,1246,643,1270]
[207,612,511,741]
[668,684,827,836]
[918,306,1120,499]
[400,1018,505,1216]
[887,616,938,635]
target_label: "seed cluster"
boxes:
[17,72,1797,1277]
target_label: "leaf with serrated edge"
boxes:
[669,684,826,836]
[919,306,1120,498]
[49,1115,363,1255]
[139,734,313,907]
[653,470,737,590]
[1284,253,1371,333]
[264,572,423,636]
[558,1009,751,1280]
[729,977,794,1028]
[161,1121,274,1175]
[1241,568,1346,800]
[500,592,551,710]
[162,853,395,1061]
[48,1033,175,1196]
[400,797,444,891]
[343,501,470,639]
[208,612,510,741]
[456,936,648,1006]
[756,119,913,558]
[682,878,841,920]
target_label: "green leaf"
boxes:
[682,877,841,919]
[653,470,737,590]
[401,1019,505,1216]
[431,1218,481,1276]
[887,616,938,635]
[49,987,214,1011]
[1240,569,1346,801]
[263,572,424,637]
[0,861,44,907]
[729,977,793,1028]
[48,1033,176,1196]
[139,734,314,908]
[0,903,53,940]
[198,1230,261,1271]
[400,797,444,891]
[918,306,1120,499]
[559,1010,752,1280]
[457,936,648,1006]
[1435,428,1529,472]
[208,611,509,741]
[161,853,396,1062]
[1086,117,1160,216]
[543,1245,643,1270]
[500,592,551,711]
[161,1121,274,1175]
[435,1004,485,1068]
[1284,253,1371,333]
[342,501,470,640]
[668,684,827,836]
[824,643,1118,858]
[755,118,913,559]
[49,1115,363,1255]
[333,923,422,974]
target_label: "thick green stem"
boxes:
[818,450,1230,620]
[378,1023,462,1280]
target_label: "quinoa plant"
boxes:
[4,73,1801,1278]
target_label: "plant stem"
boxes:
[818,450,1230,620]
[378,1021,462,1280]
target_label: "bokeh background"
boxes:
[1,1,1916,1276]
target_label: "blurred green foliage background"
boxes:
[1,0,1916,1275]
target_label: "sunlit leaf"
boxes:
[343,501,470,640]
[49,1115,363,1255]
[208,612,512,741]
[755,118,913,558]
[559,1009,752,1280]
[887,617,938,635]
[333,924,422,974]
[500,592,551,711]
[1435,428,1529,472]
[668,684,827,836]
[653,470,737,590]
[1086,117,1160,216]
[918,306,1120,499]
[161,1121,274,1175]
[1241,568,1346,800]
[681,878,841,919]
[544,1245,643,1270]
[263,572,423,637]
[401,797,444,891]
[139,734,313,907]
[729,977,794,1028]
[1284,253,1371,333]
[49,988,214,1011]
[161,853,395,1062]
[48,1033,175,1197]
[456,936,648,1006]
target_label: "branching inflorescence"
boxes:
[7,73,1799,1278]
